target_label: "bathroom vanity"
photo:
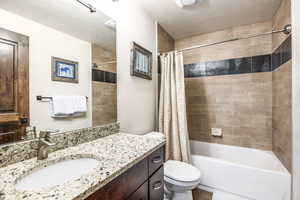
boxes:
[0,130,166,200]
[86,146,165,200]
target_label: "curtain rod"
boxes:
[159,24,292,55]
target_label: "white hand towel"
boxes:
[50,96,74,118]
[72,96,87,116]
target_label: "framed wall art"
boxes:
[130,42,152,80]
[51,57,79,83]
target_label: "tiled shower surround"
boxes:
[272,0,292,172]
[92,69,117,84]
[173,21,274,151]
[156,2,292,200]
[185,70,273,150]
[173,0,292,172]
[184,35,291,78]
[158,24,175,53]
[183,35,291,151]
[92,44,117,126]
[183,35,291,77]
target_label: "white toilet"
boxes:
[164,160,202,200]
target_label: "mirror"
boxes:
[0,0,117,145]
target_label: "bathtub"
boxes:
[190,140,291,200]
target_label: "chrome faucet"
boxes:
[37,130,58,160]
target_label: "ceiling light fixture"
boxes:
[175,0,197,8]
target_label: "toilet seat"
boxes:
[164,175,200,187]
[164,160,201,182]
[164,160,202,197]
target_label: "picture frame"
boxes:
[51,57,79,83]
[130,42,152,80]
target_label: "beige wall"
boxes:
[176,21,272,64]
[272,0,292,172]
[90,0,158,134]
[0,9,92,132]
[176,22,273,150]
[116,1,157,134]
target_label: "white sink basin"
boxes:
[15,158,99,191]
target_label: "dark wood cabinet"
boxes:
[85,145,165,200]
[127,181,148,200]
[149,167,164,200]
[148,147,164,176]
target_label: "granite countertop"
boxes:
[0,132,165,200]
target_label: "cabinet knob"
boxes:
[152,156,162,164]
[152,181,163,190]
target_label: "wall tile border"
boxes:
[272,35,292,70]
[184,54,271,78]
[159,35,291,78]
[92,69,117,84]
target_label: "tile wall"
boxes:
[157,24,175,117]
[158,24,175,54]
[92,82,117,126]
[272,0,292,172]
[92,44,117,126]
[92,69,117,84]
[176,21,274,150]
[176,21,272,64]
[157,0,292,172]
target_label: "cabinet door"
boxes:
[85,158,148,200]
[127,181,148,200]
[0,28,29,144]
[149,166,164,200]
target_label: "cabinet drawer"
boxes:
[149,166,164,200]
[148,146,164,176]
[85,158,148,200]
[127,181,148,200]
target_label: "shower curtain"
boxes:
[159,51,191,163]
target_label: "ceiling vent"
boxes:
[175,0,197,8]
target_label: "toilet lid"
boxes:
[164,160,201,182]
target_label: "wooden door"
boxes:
[0,28,29,144]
